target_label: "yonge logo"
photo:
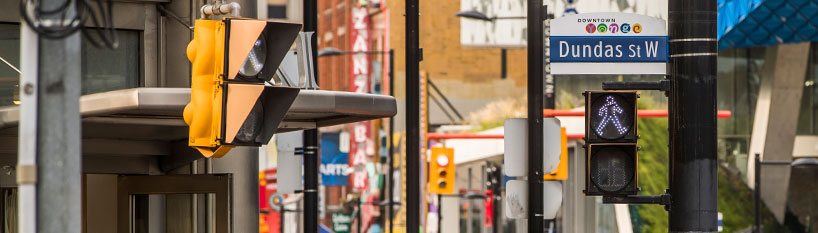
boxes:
[586,23,642,34]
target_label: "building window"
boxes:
[268,5,287,19]
[0,24,141,107]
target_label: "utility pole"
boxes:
[406,0,421,232]
[303,0,320,231]
[18,0,82,232]
[667,0,718,231]
[387,48,395,233]
[527,2,545,233]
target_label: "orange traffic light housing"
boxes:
[429,147,455,194]
[184,18,302,158]
[543,127,569,181]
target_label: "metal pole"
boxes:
[281,208,286,233]
[357,205,362,233]
[754,154,760,233]
[406,0,421,231]
[303,0,320,231]
[501,48,507,79]
[667,0,718,231]
[387,49,395,233]
[438,194,442,233]
[527,2,545,233]
[16,0,83,232]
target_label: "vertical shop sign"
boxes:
[349,7,372,191]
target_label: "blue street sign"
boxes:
[550,36,668,63]
[549,13,668,75]
[321,133,349,186]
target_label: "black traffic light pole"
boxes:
[527,2,545,233]
[303,0,320,232]
[668,0,718,231]
[406,0,421,232]
[387,49,395,233]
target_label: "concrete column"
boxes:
[747,41,810,223]
[213,147,260,233]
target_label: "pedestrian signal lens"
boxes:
[589,145,636,192]
[585,91,637,143]
[239,34,267,76]
[590,94,634,140]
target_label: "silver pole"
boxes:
[17,20,39,233]
[18,0,83,231]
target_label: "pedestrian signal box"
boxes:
[583,91,639,196]
[429,147,455,194]
[184,18,302,158]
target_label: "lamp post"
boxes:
[454,10,526,80]
[317,47,395,233]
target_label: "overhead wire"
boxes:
[19,0,119,49]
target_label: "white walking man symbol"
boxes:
[596,95,628,136]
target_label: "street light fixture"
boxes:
[317,47,390,57]
[454,10,526,21]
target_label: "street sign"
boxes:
[277,131,303,194]
[320,133,350,186]
[503,118,562,177]
[332,213,353,233]
[504,180,527,219]
[550,12,667,75]
[542,180,563,219]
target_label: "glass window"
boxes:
[797,43,818,135]
[81,30,141,95]
[715,47,765,178]
[0,24,141,107]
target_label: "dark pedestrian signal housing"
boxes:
[583,91,639,196]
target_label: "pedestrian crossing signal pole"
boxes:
[527,2,546,233]
[667,0,719,231]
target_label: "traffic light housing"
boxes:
[184,18,302,158]
[485,162,502,194]
[583,91,639,196]
[429,147,455,194]
[543,127,568,180]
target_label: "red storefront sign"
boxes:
[348,6,372,192]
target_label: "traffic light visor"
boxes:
[222,84,300,146]
[225,19,302,82]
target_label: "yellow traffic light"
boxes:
[429,147,455,194]
[544,127,569,181]
[184,18,301,158]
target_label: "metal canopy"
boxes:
[718,0,818,49]
[0,87,397,140]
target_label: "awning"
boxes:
[0,87,397,141]
[719,0,818,49]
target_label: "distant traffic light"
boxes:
[429,147,455,194]
[583,91,639,196]
[485,163,502,194]
[184,18,302,158]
